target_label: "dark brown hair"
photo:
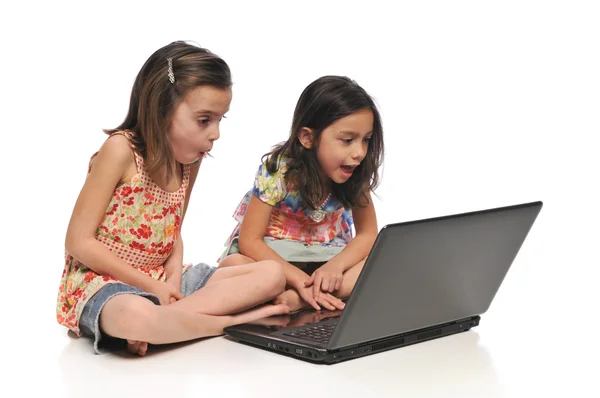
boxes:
[265,75,384,209]
[105,41,232,180]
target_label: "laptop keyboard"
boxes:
[283,321,337,344]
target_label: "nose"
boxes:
[352,142,367,160]
[209,124,221,141]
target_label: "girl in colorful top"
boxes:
[56,41,289,356]
[218,75,384,312]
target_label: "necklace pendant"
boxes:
[310,208,326,223]
[309,192,331,222]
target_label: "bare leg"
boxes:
[170,260,285,315]
[334,259,366,298]
[100,258,287,356]
[100,294,290,356]
[218,253,255,268]
[124,256,282,355]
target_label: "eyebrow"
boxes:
[338,130,373,136]
[194,110,229,116]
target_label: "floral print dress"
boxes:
[56,131,190,335]
[220,156,354,261]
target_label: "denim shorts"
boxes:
[79,262,217,354]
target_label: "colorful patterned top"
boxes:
[222,156,354,255]
[56,131,191,335]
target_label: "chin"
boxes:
[330,175,348,185]
[176,157,199,165]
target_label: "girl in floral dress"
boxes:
[56,41,288,355]
[218,75,385,313]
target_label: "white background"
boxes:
[1,1,598,397]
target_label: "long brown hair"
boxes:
[265,75,384,209]
[105,41,232,180]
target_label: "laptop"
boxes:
[224,201,543,364]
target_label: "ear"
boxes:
[297,127,314,149]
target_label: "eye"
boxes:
[198,118,210,126]
[363,137,372,143]
[342,138,353,144]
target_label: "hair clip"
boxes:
[167,58,175,83]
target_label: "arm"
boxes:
[64,135,182,304]
[164,161,201,292]
[163,236,183,292]
[305,191,379,296]
[324,191,378,272]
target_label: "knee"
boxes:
[357,258,367,270]
[257,260,286,296]
[219,253,254,268]
[347,258,367,274]
[101,296,159,340]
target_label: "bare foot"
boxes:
[229,303,291,327]
[250,313,291,328]
[272,289,309,312]
[127,340,148,356]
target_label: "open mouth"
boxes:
[341,165,356,173]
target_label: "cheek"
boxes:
[170,129,196,154]
[182,125,201,144]
[317,147,337,171]
[169,130,185,147]
[316,147,328,166]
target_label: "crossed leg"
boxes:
[99,259,288,356]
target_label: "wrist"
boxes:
[166,274,181,288]
[326,260,346,273]
[290,274,308,290]
[281,262,305,288]
[139,274,160,292]
[166,268,182,280]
